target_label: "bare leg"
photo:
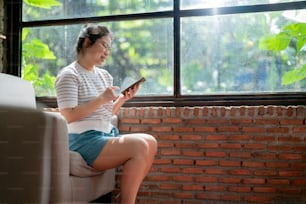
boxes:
[92,133,157,204]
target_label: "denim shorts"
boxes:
[68,127,120,166]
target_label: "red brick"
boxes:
[141,118,161,124]
[228,186,251,193]
[254,170,277,176]
[194,127,216,133]
[228,135,251,140]
[265,162,289,168]
[219,177,241,184]
[162,118,182,123]
[242,161,265,168]
[267,127,289,133]
[158,135,180,140]
[230,152,251,158]
[255,119,279,125]
[221,194,241,201]
[196,160,218,166]
[120,118,140,124]
[182,151,204,157]
[207,119,228,124]
[175,143,196,148]
[181,134,202,140]
[229,169,251,175]
[252,152,276,159]
[220,143,241,149]
[242,127,265,133]
[278,187,302,194]
[204,185,226,191]
[279,153,302,160]
[243,143,266,150]
[244,195,271,202]
[153,159,171,165]
[205,168,226,175]
[293,179,306,185]
[293,126,306,133]
[231,118,253,124]
[160,149,181,156]
[160,167,181,173]
[186,119,206,124]
[205,151,227,157]
[243,178,265,184]
[173,175,193,182]
[219,160,240,167]
[198,143,219,149]
[195,176,217,183]
[146,175,170,181]
[279,171,303,177]
[159,183,181,190]
[196,192,220,200]
[206,135,227,141]
[158,141,174,148]
[173,127,193,132]
[267,179,290,185]
[152,126,172,132]
[173,192,194,199]
[172,159,194,165]
[182,185,203,191]
[217,126,239,132]
[183,168,203,174]
[280,119,304,125]
[253,187,276,193]
[130,126,151,132]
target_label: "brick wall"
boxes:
[117,106,306,204]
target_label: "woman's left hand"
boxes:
[121,83,139,101]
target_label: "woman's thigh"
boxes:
[92,133,156,170]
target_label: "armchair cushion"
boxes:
[70,151,105,177]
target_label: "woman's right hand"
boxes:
[99,86,119,102]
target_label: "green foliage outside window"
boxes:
[259,23,306,85]
[21,0,305,96]
[22,0,61,96]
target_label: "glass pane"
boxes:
[23,0,173,22]
[22,19,173,96]
[181,9,306,94]
[181,0,303,9]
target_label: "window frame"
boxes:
[6,0,306,107]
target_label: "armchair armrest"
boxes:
[0,106,53,203]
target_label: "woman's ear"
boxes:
[83,37,92,48]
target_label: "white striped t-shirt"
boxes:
[55,61,114,133]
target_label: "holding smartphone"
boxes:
[121,77,146,96]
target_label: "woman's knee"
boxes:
[138,133,158,154]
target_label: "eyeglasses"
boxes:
[101,41,111,52]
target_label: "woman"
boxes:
[55,24,157,204]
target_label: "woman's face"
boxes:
[85,35,112,66]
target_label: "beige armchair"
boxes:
[0,73,115,203]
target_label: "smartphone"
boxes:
[121,77,146,95]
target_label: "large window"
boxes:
[7,0,306,106]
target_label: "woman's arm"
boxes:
[112,84,139,115]
[61,86,118,123]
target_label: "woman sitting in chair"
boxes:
[55,24,157,204]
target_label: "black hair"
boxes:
[75,24,113,54]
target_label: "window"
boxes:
[6,0,306,106]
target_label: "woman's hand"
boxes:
[99,86,119,102]
[121,83,140,101]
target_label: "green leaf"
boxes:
[282,64,306,85]
[24,0,62,9]
[283,23,306,36]
[259,32,291,51]
[22,64,38,81]
[23,38,56,60]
